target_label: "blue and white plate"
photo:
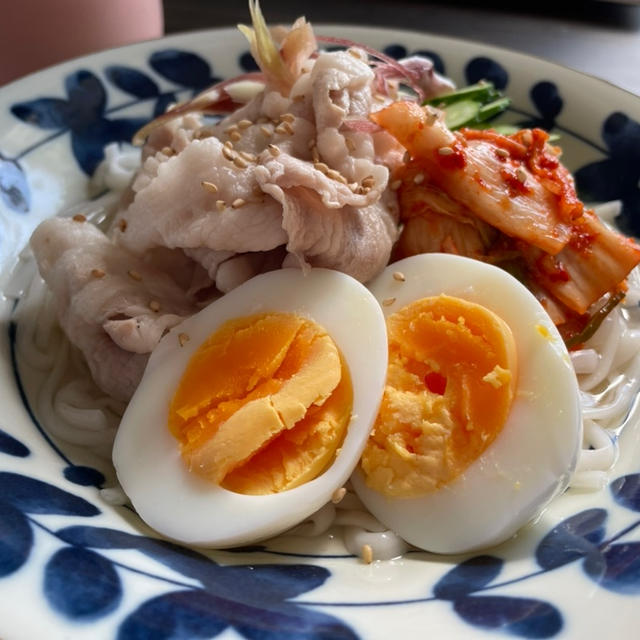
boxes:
[1,25,640,640]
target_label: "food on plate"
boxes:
[112,267,388,546]
[351,254,581,553]
[372,100,640,345]
[18,0,640,556]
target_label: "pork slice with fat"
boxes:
[31,217,197,401]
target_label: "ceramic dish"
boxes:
[1,25,639,640]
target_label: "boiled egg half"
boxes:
[113,267,388,547]
[351,253,582,554]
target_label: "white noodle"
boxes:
[570,349,599,375]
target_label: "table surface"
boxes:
[162,0,640,96]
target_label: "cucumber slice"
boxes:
[487,124,520,136]
[477,97,511,122]
[444,99,481,129]
[426,81,498,107]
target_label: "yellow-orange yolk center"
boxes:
[360,294,517,496]
[168,312,353,495]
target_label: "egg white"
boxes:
[351,253,583,554]
[113,267,388,547]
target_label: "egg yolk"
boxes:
[168,312,353,495]
[360,294,517,496]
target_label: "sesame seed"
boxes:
[231,198,246,209]
[390,179,402,190]
[224,140,234,149]
[224,125,239,135]
[216,200,226,211]
[275,121,294,136]
[348,48,362,60]
[222,146,235,162]
[345,137,356,152]
[311,147,320,163]
[149,300,161,312]
[516,167,527,183]
[362,544,373,564]
[331,487,347,504]
[201,181,219,194]
[160,146,174,156]
[260,125,272,137]
[495,148,509,158]
[237,119,253,129]
[128,270,142,281]
[413,172,425,184]
[280,112,295,123]
[229,130,242,142]
[393,271,406,282]
[178,332,190,347]
[268,144,280,157]
[118,219,128,232]
[233,156,249,169]
[382,297,396,306]
[438,146,454,156]
[373,92,386,103]
[91,268,105,279]
[327,168,348,184]
[314,162,329,174]
[72,213,86,222]
[239,151,257,163]
[362,175,376,188]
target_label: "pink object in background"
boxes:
[0,0,164,86]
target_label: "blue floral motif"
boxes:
[611,473,640,511]
[0,428,30,457]
[535,509,606,571]
[527,81,563,130]
[62,465,105,487]
[0,471,100,517]
[465,57,509,90]
[11,70,147,175]
[574,111,640,236]
[0,469,356,638]
[0,500,33,577]
[6,48,220,207]
[0,154,30,214]
[382,44,408,60]
[239,50,260,72]
[0,472,99,579]
[433,555,563,638]
[44,547,122,619]
[149,49,220,91]
[453,596,562,639]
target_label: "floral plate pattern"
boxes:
[1,25,640,640]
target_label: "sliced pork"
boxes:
[31,217,198,400]
[109,48,402,286]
